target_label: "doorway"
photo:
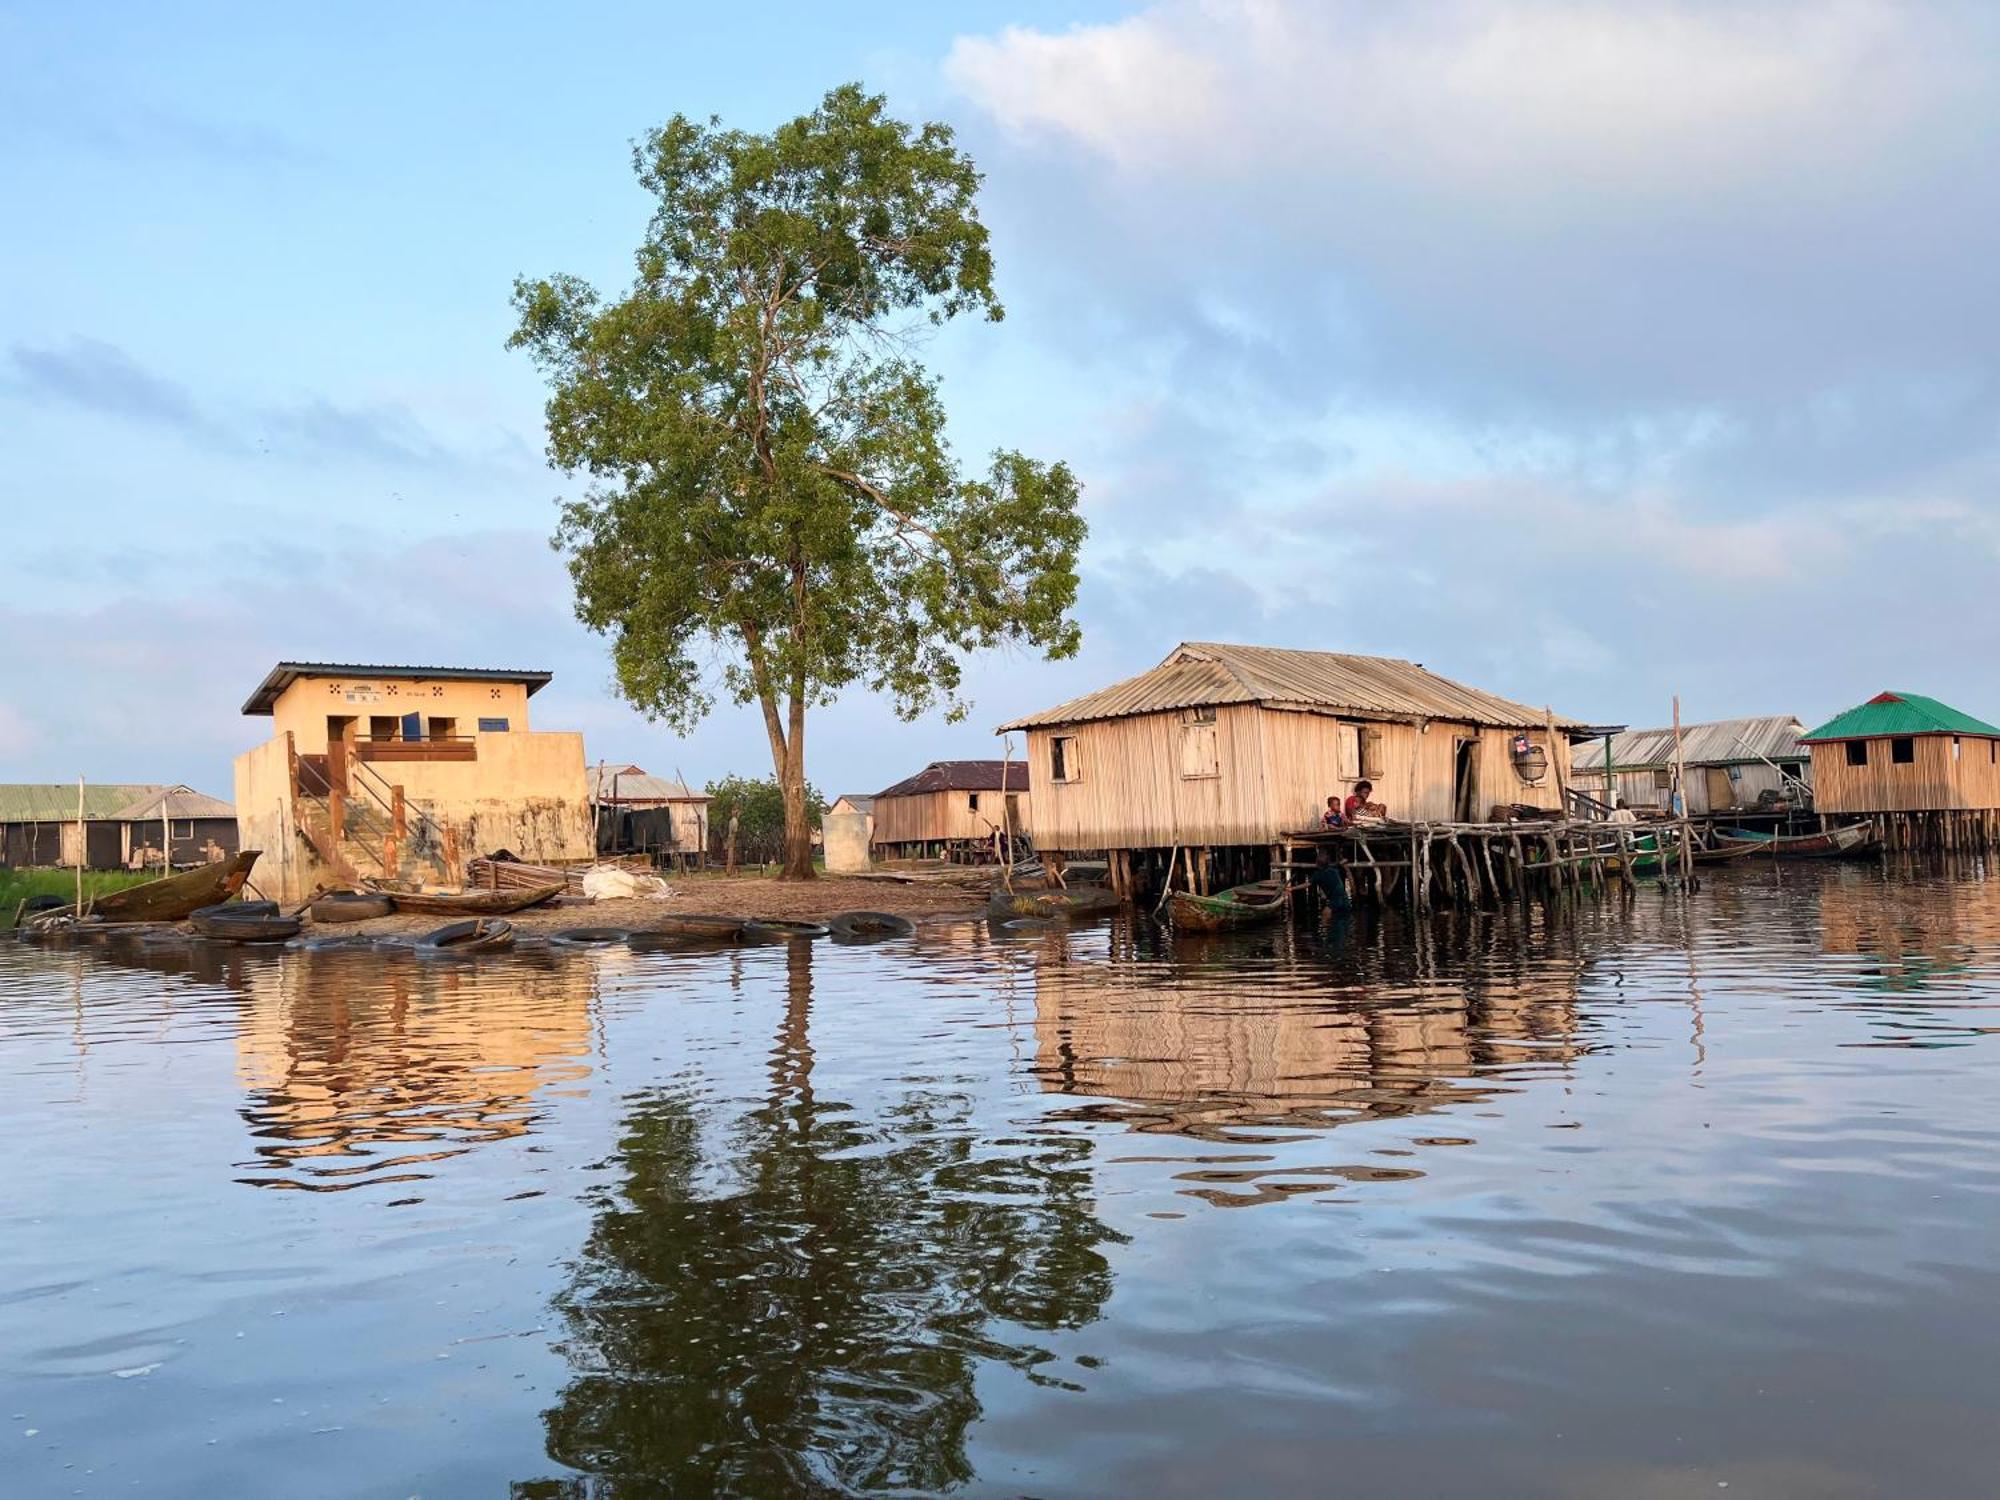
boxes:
[326,716,357,792]
[1453,738,1480,822]
[1704,766,1734,812]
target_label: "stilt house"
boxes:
[1569,715,1809,815]
[870,760,1030,860]
[1801,692,2000,817]
[1000,643,1579,862]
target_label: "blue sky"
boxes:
[6,0,2000,801]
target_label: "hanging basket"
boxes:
[1510,736,1549,785]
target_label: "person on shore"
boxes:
[1608,798,1638,826]
[1345,781,1388,823]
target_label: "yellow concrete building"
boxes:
[233,662,593,900]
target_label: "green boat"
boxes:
[1169,880,1287,933]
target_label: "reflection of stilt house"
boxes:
[1001,642,1581,894]
[1569,716,1809,815]
[1802,691,2000,850]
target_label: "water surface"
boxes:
[5,866,2000,1496]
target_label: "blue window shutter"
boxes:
[401,711,423,742]
[477,717,510,732]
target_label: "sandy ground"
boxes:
[325,872,991,939]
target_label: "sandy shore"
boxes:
[324,872,991,939]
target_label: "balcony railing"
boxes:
[355,738,477,763]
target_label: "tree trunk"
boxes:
[779,688,814,880]
[725,804,740,876]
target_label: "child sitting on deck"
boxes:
[1321,795,1346,830]
[1345,781,1388,824]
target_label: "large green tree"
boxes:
[511,84,1086,880]
[704,772,826,865]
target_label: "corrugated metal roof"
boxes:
[877,761,1031,798]
[587,766,704,802]
[0,784,163,822]
[831,794,876,814]
[1000,643,1578,732]
[1801,691,2000,742]
[1570,715,1807,773]
[243,662,554,716]
[105,785,235,821]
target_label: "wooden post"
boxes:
[725,802,740,876]
[161,796,171,874]
[74,775,84,917]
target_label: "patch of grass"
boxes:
[0,869,154,927]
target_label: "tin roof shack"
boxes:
[870,761,1030,860]
[1569,716,1809,816]
[0,783,161,869]
[588,765,710,861]
[1001,643,1578,867]
[106,786,240,870]
[1801,692,2000,850]
[233,662,593,901]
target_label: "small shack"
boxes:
[0,783,161,869]
[588,764,710,863]
[1569,715,1809,816]
[105,785,240,869]
[1801,691,2000,849]
[871,761,1030,861]
[1001,642,1579,882]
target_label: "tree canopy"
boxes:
[704,773,825,865]
[510,83,1086,878]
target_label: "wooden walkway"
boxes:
[1280,818,1697,912]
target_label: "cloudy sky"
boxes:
[5,0,1999,801]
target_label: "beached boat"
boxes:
[988,884,1122,922]
[73,851,262,924]
[1715,822,1878,859]
[382,882,566,916]
[1169,880,1288,933]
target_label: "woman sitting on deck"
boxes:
[1345,781,1389,824]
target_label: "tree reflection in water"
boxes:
[519,942,1123,1497]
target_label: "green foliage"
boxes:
[510,82,1086,876]
[0,869,152,927]
[704,773,825,863]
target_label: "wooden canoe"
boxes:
[1170,881,1287,933]
[1714,821,1878,859]
[86,851,262,923]
[383,882,566,916]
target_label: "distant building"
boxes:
[871,761,1030,860]
[0,782,236,870]
[233,662,594,900]
[1569,716,1809,815]
[822,795,876,874]
[1000,641,1578,857]
[1801,692,2000,817]
[587,764,710,860]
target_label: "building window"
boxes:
[1359,726,1385,779]
[1051,735,1080,783]
[1891,737,1915,764]
[369,715,400,742]
[1653,770,1672,791]
[174,820,194,838]
[1180,710,1220,779]
[969,792,981,811]
[1953,736,1962,762]
[477,717,510,733]
[427,716,457,743]
[1845,741,1868,767]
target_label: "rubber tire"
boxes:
[312,892,393,923]
[191,913,300,944]
[826,910,916,941]
[550,927,631,947]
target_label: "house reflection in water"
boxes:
[232,949,598,1191]
[1024,922,1589,1157]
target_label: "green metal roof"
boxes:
[1801,692,2000,742]
[0,783,164,822]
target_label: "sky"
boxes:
[5,0,2000,802]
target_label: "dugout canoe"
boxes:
[86,851,262,923]
[383,882,566,916]
[1169,880,1288,933]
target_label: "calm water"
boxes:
[5,866,2000,1497]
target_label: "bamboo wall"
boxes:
[1808,734,2000,813]
[1020,705,1564,851]
[870,788,1029,848]
[1571,760,1806,814]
